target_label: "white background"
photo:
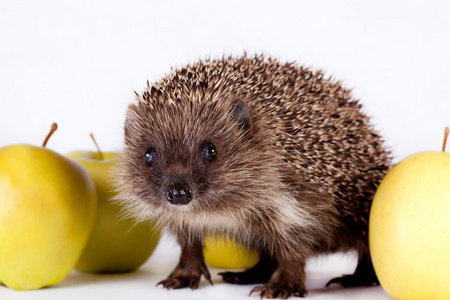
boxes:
[1,0,449,299]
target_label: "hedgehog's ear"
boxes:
[230,99,251,132]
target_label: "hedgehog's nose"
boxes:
[166,183,192,205]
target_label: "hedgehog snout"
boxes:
[166,183,193,205]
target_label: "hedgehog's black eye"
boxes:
[202,142,217,162]
[144,148,155,166]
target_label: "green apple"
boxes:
[203,235,259,269]
[0,124,97,290]
[67,139,161,273]
[369,127,450,300]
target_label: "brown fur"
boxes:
[118,54,392,298]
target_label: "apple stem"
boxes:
[42,123,58,148]
[90,133,104,160]
[443,127,449,152]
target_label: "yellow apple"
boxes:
[0,132,97,290]
[67,147,162,273]
[203,235,259,269]
[369,128,450,300]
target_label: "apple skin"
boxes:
[0,144,97,290]
[369,152,450,300]
[203,235,259,269]
[66,151,162,273]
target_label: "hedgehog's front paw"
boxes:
[157,260,212,290]
[157,274,201,290]
[250,283,308,299]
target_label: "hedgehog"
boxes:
[118,54,392,299]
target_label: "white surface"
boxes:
[0,234,391,299]
[0,1,449,299]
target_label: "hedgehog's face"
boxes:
[120,96,266,219]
